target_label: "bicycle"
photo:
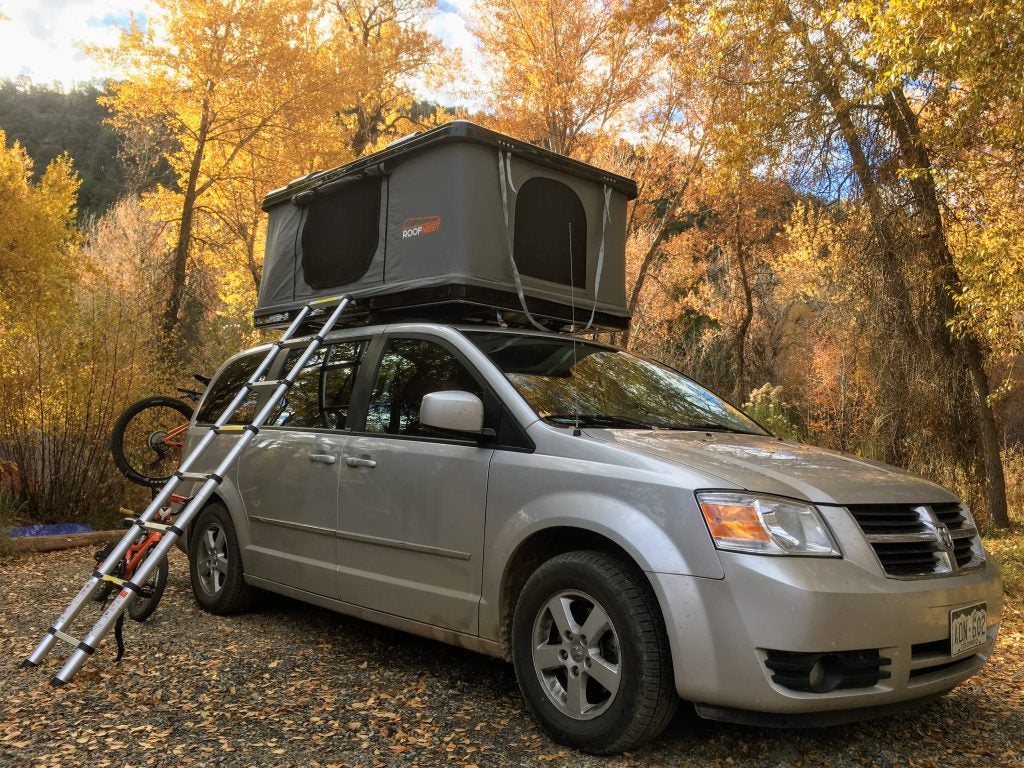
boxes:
[92,496,186,656]
[102,375,208,636]
[110,374,209,488]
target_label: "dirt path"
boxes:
[1,548,1021,767]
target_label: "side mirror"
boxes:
[420,391,485,434]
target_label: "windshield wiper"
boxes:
[545,414,655,429]
[669,423,761,434]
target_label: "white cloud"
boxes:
[421,0,485,110]
[0,0,152,88]
[0,0,483,109]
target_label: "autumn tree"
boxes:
[97,0,332,342]
[667,0,1012,524]
[469,0,663,160]
[326,0,444,157]
[0,135,167,522]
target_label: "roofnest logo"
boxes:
[402,216,441,239]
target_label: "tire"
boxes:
[127,548,169,622]
[511,550,678,754]
[188,502,255,614]
[111,396,193,487]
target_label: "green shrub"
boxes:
[743,383,805,442]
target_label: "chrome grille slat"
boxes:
[847,503,984,578]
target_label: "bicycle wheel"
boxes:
[127,548,169,622]
[111,396,194,487]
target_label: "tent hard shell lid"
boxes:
[255,120,637,332]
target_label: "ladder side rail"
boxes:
[27,322,293,669]
[50,296,352,683]
[52,469,232,685]
[23,469,193,668]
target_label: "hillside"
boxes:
[0,79,127,219]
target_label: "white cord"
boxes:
[498,150,550,332]
[583,184,612,331]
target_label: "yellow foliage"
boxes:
[0,130,81,315]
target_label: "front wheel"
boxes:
[189,502,255,614]
[111,396,193,487]
[511,551,678,754]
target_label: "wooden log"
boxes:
[3,530,124,554]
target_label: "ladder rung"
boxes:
[134,520,172,533]
[51,628,81,647]
[279,336,321,350]
[310,295,347,306]
[247,379,286,391]
[176,471,220,483]
[101,574,127,587]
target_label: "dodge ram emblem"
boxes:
[935,523,954,551]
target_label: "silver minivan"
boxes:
[180,321,1003,754]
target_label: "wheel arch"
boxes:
[498,526,662,655]
[180,486,251,568]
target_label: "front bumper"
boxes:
[649,549,1003,719]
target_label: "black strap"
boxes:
[77,641,96,656]
[113,612,125,663]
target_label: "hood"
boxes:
[585,429,958,506]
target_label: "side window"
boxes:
[271,341,365,429]
[323,343,362,429]
[365,339,483,437]
[195,351,263,425]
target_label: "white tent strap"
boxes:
[583,184,612,331]
[498,150,550,332]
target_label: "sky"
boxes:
[0,0,478,104]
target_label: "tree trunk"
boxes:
[881,88,1009,526]
[732,199,754,402]
[161,103,211,340]
[621,180,691,349]
[785,8,917,466]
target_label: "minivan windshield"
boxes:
[465,332,767,434]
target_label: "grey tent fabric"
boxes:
[255,121,636,331]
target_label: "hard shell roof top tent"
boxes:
[255,120,637,332]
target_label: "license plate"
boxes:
[950,602,987,656]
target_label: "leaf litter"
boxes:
[0,548,1021,767]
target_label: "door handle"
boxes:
[309,453,337,465]
[344,456,377,469]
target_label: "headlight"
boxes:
[696,492,840,557]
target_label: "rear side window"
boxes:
[270,341,366,430]
[195,351,264,425]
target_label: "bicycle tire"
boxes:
[127,549,169,622]
[111,396,194,487]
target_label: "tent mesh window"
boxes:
[300,176,382,288]
[513,178,587,288]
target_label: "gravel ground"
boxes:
[1,548,1021,768]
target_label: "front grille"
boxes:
[848,503,983,578]
[763,649,891,693]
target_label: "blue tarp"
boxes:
[8,523,94,538]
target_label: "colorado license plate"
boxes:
[950,602,987,656]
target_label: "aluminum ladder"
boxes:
[23,294,353,686]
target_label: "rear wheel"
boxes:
[111,396,193,487]
[511,550,677,754]
[127,548,169,622]
[189,502,255,614]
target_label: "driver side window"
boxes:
[365,339,482,436]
